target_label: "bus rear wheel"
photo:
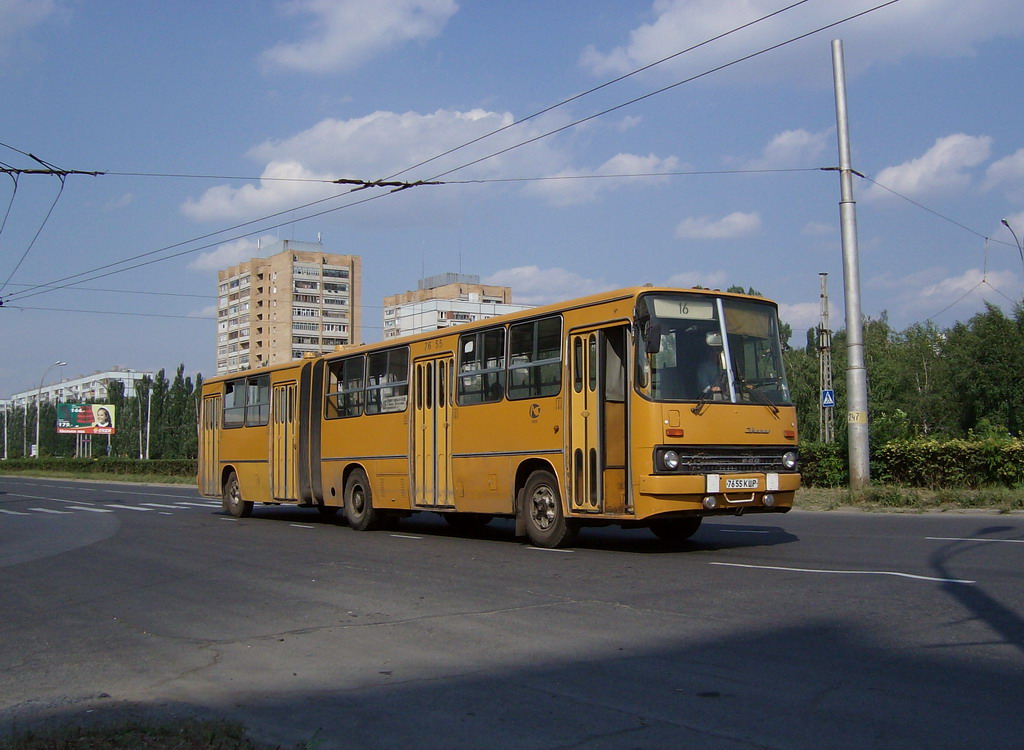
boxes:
[223,471,252,518]
[649,517,702,544]
[344,469,381,531]
[523,470,576,549]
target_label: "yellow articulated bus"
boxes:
[198,286,799,548]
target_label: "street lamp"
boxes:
[1000,219,1024,292]
[34,360,67,459]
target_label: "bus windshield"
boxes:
[636,293,791,405]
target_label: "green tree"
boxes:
[943,302,1024,436]
[163,365,197,459]
[782,347,819,441]
[890,321,955,436]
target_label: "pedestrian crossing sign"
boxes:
[821,389,836,408]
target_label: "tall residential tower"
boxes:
[216,240,361,374]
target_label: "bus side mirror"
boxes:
[644,323,662,354]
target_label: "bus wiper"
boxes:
[691,388,712,416]
[734,375,780,416]
[691,372,726,416]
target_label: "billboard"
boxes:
[56,403,116,435]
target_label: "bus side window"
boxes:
[325,356,364,418]
[508,316,562,400]
[223,379,245,427]
[457,328,505,405]
[365,347,409,414]
[245,374,270,426]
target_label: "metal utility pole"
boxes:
[832,39,870,489]
[818,273,835,444]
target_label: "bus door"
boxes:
[199,394,221,496]
[271,381,298,500]
[568,325,629,515]
[413,355,454,507]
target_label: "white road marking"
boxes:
[175,501,221,508]
[527,546,574,553]
[709,561,975,584]
[66,506,114,513]
[390,534,422,540]
[0,509,30,516]
[927,536,1024,544]
[108,489,200,499]
[140,503,182,509]
[105,504,152,512]
[29,507,71,514]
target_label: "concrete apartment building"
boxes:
[217,240,361,374]
[382,273,532,339]
[7,367,153,409]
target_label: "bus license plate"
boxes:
[726,478,758,490]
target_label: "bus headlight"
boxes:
[782,451,798,470]
[662,450,680,471]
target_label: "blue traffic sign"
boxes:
[821,389,836,408]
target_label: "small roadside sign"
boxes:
[821,389,836,408]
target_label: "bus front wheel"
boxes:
[649,516,702,544]
[344,469,381,531]
[523,470,576,549]
[223,472,253,518]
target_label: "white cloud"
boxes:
[189,236,278,272]
[182,108,576,223]
[189,304,218,319]
[777,301,820,331]
[865,134,992,200]
[802,221,833,236]
[484,266,610,306]
[524,152,680,206]
[748,128,829,170]
[104,193,134,211]
[917,268,1019,307]
[262,0,458,73]
[675,211,761,240]
[870,267,1021,319]
[579,0,1024,84]
[985,148,1024,200]
[0,0,56,58]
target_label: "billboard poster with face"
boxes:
[56,403,116,435]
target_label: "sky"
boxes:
[2,0,1024,398]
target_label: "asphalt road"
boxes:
[1,475,1023,749]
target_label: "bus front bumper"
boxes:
[636,472,800,516]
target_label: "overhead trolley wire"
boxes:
[3,0,904,308]
[422,0,904,184]
[0,173,67,297]
[383,0,817,182]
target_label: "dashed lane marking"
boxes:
[927,536,1024,544]
[709,561,975,585]
[104,504,153,512]
[28,507,72,514]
